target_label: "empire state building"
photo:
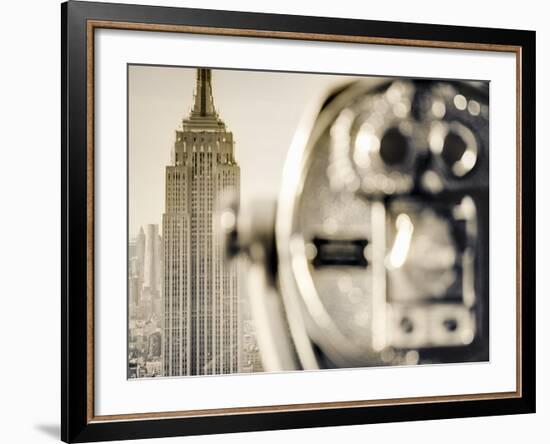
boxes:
[162,69,240,376]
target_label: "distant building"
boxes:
[128,271,140,318]
[148,330,162,358]
[242,319,264,373]
[128,359,138,379]
[144,224,162,296]
[136,226,146,284]
[145,360,162,377]
[163,68,240,376]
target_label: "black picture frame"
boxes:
[61,1,536,442]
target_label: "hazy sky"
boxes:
[128,65,362,236]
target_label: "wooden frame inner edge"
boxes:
[85,19,523,423]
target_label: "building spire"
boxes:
[191,68,217,118]
[182,68,226,131]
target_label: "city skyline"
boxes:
[128,223,163,378]
[128,66,356,378]
[129,67,261,378]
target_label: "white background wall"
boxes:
[0,0,546,443]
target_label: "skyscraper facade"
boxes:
[163,68,241,376]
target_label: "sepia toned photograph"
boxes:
[127,65,490,379]
[60,4,535,441]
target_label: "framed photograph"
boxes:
[61,1,536,442]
